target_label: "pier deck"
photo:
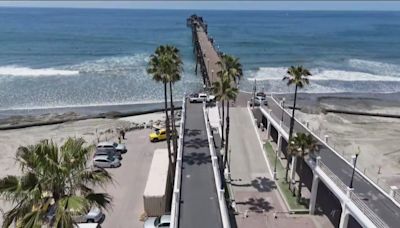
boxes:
[188,16,222,87]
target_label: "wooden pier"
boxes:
[187,15,222,88]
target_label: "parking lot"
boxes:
[98,128,166,228]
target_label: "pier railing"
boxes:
[203,102,231,228]
[170,95,186,228]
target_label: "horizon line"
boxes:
[1,6,400,12]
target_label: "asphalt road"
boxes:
[178,102,222,228]
[266,97,400,228]
[99,129,165,228]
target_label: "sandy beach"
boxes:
[275,92,400,187]
[0,111,169,225]
[0,111,166,177]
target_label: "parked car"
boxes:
[149,128,167,142]
[73,207,105,223]
[46,205,104,226]
[189,93,215,103]
[97,141,127,154]
[93,155,121,168]
[95,147,122,160]
[250,92,267,106]
[113,142,127,154]
[144,215,171,228]
[75,223,101,228]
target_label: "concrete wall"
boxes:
[316,181,342,227]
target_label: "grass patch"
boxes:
[264,142,308,211]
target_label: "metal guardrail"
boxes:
[319,161,348,194]
[170,96,186,228]
[203,103,231,228]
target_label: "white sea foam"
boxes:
[69,54,149,74]
[0,54,150,77]
[348,59,400,77]
[0,66,79,77]
[246,67,400,82]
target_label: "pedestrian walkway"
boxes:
[228,107,330,228]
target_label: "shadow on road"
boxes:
[251,177,277,192]
[236,197,274,212]
[183,152,211,165]
[184,129,201,137]
[185,137,209,149]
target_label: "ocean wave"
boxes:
[0,54,150,77]
[68,54,149,74]
[246,67,400,82]
[348,59,400,77]
[0,66,79,77]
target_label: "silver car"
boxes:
[144,215,170,228]
[73,207,105,223]
[93,155,121,168]
[97,141,127,154]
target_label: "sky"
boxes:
[0,1,399,11]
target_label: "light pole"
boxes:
[252,79,257,109]
[211,69,214,82]
[281,97,285,122]
[349,150,360,189]
[273,149,278,180]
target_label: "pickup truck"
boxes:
[189,93,216,103]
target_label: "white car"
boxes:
[73,207,105,223]
[75,223,100,228]
[93,155,121,168]
[189,93,215,103]
[97,141,127,154]
[144,215,171,228]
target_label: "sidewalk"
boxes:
[228,107,330,228]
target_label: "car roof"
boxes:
[93,155,112,160]
[97,142,114,147]
[160,215,171,223]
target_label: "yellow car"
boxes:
[149,128,167,142]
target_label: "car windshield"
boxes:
[154,217,161,226]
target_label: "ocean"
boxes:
[1,8,400,110]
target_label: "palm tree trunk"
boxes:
[285,85,298,181]
[221,100,225,148]
[169,82,178,165]
[164,82,173,169]
[297,151,304,203]
[289,85,298,140]
[223,101,230,169]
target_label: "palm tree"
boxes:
[212,72,238,169]
[288,133,318,203]
[0,138,112,228]
[147,45,175,167]
[282,66,311,181]
[216,54,243,148]
[165,46,183,160]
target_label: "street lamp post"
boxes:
[349,151,360,189]
[281,98,285,122]
[273,149,278,180]
[211,69,214,82]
